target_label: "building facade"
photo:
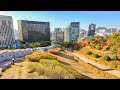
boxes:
[70,22,80,43]
[18,20,50,43]
[64,22,80,43]
[0,15,15,48]
[56,30,64,43]
[51,28,64,43]
[78,29,86,41]
[87,23,96,39]
[64,26,71,42]
[51,31,57,40]
[54,28,62,33]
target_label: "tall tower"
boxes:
[70,22,80,43]
[88,23,96,38]
[0,15,15,47]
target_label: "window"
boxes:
[2,21,6,25]
[8,21,11,25]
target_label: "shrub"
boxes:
[103,55,111,61]
[86,51,92,55]
[73,56,79,62]
[96,45,102,50]
[92,54,99,58]
[111,56,119,60]
[46,55,57,60]
[104,46,109,51]
[25,52,57,62]
[48,49,60,55]
[91,46,95,49]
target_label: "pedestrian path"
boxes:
[0,57,25,71]
[50,52,106,79]
[71,52,120,78]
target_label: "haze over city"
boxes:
[0,11,120,31]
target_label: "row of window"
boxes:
[2,21,11,25]
[0,25,12,31]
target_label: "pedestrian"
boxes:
[12,53,15,65]
[12,57,15,65]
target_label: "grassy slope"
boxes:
[76,46,120,70]
[0,59,82,79]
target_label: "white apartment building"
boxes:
[0,15,15,48]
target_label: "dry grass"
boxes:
[78,59,119,79]
[76,46,120,71]
[65,49,119,79]
[48,48,60,55]
[0,56,82,79]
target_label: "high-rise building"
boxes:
[87,23,96,39]
[56,30,64,43]
[52,28,64,43]
[70,22,80,43]
[64,22,80,43]
[54,28,62,33]
[51,31,57,40]
[18,20,50,43]
[78,29,86,41]
[0,15,15,47]
[64,26,71,42]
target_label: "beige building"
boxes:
[52,28,64,43]
[0,15,15,48]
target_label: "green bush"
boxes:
[91,46,95,49]
[86,51,92,55]
[103,55,111,61]
[96,45,102,50]
[46,55,57,60]
[103,46,109,51]
[111,56,119,60]
[92,54,99,58]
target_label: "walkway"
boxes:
[50,51,106,79]
[0,57,25,72]
[71,52,120,78]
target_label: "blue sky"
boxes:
[0,11,120,31]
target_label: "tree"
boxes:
[25,42,29,48]
[64,42,72,48]
[30,42,40,48]
[20,44,24,49]
[109,33,120,66]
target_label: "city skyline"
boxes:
[1,11,120,31]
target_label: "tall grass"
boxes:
[40,59,82,79]
[27,62,79,79]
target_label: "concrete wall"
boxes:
[0,48,33,62]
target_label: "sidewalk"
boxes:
[71,52,120,78]
[0,57,25,72]
[50,52,106,79]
